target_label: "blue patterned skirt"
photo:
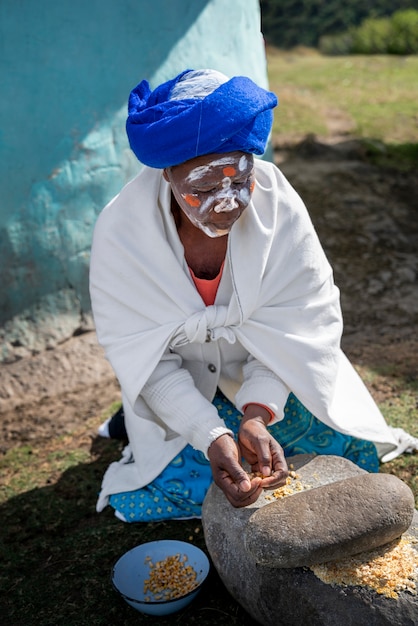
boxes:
[108,391,378,522]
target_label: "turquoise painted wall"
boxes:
[0,0,271,361]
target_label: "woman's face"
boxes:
[164,151,255,238]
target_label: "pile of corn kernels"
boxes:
[264,469,311,501]
[253,465,418,599]
[143,553,198,601]
[310,537,418,599]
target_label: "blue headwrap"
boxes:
[126,69,278,168]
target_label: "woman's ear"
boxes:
[162,168,170,182]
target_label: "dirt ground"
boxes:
[1,135,417,453]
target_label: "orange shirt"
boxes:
[188,263,224,307]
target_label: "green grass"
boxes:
[267,47,418,151]
[354,363,418,439]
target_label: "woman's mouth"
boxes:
[210,208,242,227]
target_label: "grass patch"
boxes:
[380,391,418,433]
[359,139,418,170]
[354,363,418,436]
[267,47,418,153]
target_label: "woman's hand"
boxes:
[207,434,264,507]
[239,405,288,490]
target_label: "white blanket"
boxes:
[90,159,400,507]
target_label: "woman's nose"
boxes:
[213,193,239,213]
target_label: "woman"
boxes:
[90,69,400,522]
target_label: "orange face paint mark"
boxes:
[184,194,201,208]
[250,181,255,193]
[223,166,236,177]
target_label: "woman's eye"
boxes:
[233,178,249,187]
[195,187,217,194]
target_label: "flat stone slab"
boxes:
[245,472,414,568]
[202,455,418,626]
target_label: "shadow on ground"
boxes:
[0,436,258,626]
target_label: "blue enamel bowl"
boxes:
[111,540,210,616]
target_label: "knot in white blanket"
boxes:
[170,305,237,347]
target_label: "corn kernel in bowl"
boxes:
[112,540,210,616]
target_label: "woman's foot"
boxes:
[98,406,128,440]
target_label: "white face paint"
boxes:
[185,157,242,183]
[166,151,255,238]
[212,176,249,213]
[186,154,251,216]
[238,155,248,171]
[194,223,230,238]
